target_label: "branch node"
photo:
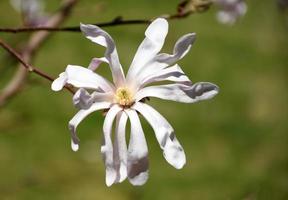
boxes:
[28,66,34,72]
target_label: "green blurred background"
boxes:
[0,0,288,199]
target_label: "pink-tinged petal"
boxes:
[126,18,168,83]
[139,64,192,89]
[101,105,122,187]
[88,57,108,71]
[80,23,125,87]
[65,65,114,92]
[73,89,114,110]
[113,112,128,183]
[135,82,219,103]
[133,102,186,169]
[130,32,196,89]
[68,102,111,152]
[155,33,196,66]
[73,88,93,109]
[51,72,67,91]
[126,109,149,186]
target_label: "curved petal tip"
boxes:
[118,164,128,183]
[163,139,186,169]
[105,168,117,187]
[51,72,67,91]
[193,82,219,100]
[71,140,79,152]
[80,23,108,47]
[145,18,168,42]
[129,171,149,186]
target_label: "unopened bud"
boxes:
[178,0,213,16]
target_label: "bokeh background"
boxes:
[0,0,288,199]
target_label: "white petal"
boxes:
[71,139,79,151]
[73,88,114,109]
[113,112,128,183]
[51,72,67,91]
[126,18,168,83]
[68,102,111,152]
[65,65,114,92]
[73,88,93,109]
[133,102,186,169]
[88,57,108,71]
[126,109,149,186]
[155,33,196,66]
[139,64,192,89]
[101,105,122,186]
[80,23,125,86]
[135,82,219,103]
[128,32,196,89]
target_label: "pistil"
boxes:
[115,87,134,107]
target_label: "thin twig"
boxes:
[0,39,75,94]
[0,0,77,106]
[0,12,194,33]
[0,19,150,33]
[0,39,37,72]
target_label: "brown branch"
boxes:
[0,0,77,106]
[0,12,196,34]
[0,39,75,94]
[0,39,40,72]
[0,18,150,33]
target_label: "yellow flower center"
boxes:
[115,87,134,107]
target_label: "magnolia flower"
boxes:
[214,0,247,25]
[10,0,48,26]
[51,18,219,186]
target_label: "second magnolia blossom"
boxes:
[214,0,247,25]
[10,0,49,26]
[52,18,219,186]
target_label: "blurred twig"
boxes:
[0,39,46,74]
[0,0,77,107]
[0,40,74,95]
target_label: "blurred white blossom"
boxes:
[10,0,48,26]
[214,0,247,25]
